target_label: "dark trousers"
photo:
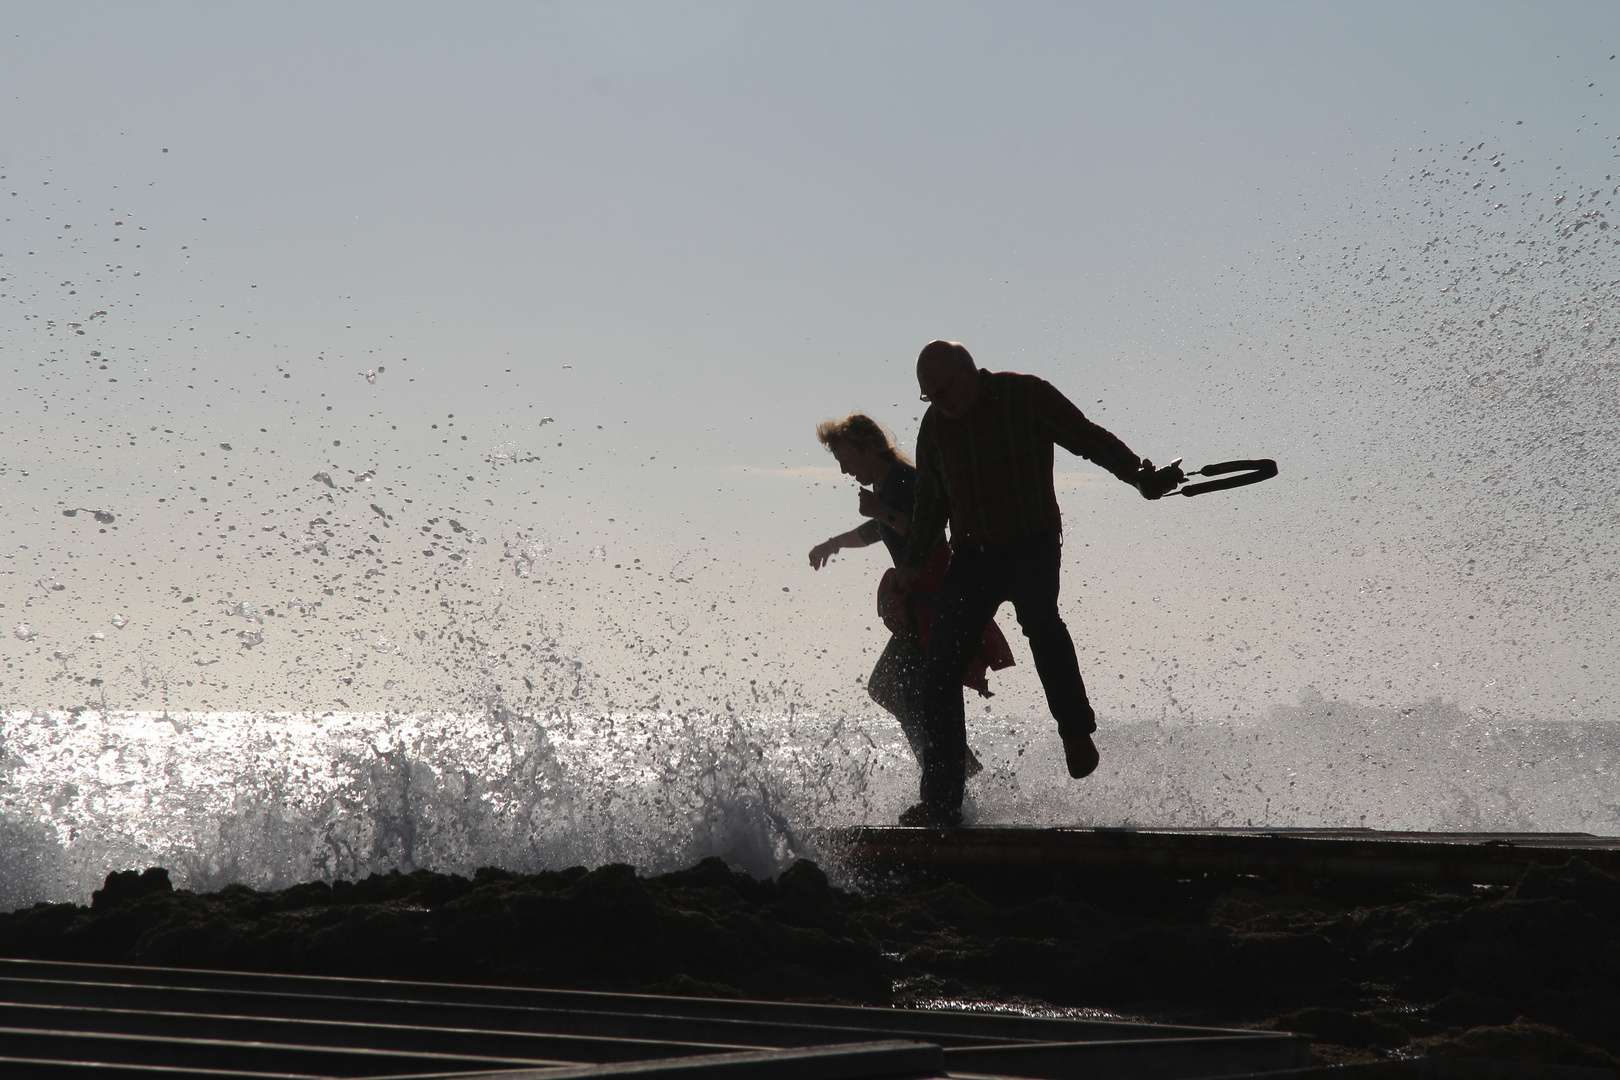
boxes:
[869,631,982,776]
[919,532,1095,810]
[868,632,930,759]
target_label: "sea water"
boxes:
[5,116,1619,911]
[5,697,1618,909]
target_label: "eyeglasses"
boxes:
[919,367,961,403]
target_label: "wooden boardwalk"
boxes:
[0,957,1305,1079]
[816,826,1620,886]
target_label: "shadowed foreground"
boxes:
[2,856,1617,1070]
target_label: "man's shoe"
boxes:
[898,802,963,828]
[1063,734,1100,779]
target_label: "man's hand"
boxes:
[809,540,838,569]
[857,488,883,519]
[1135,458,1186,500]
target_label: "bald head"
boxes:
[916,340,981,418]
[917,340,974,379]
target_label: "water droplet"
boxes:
[510,536,553,578]
[220,600,264,624]
[14,622,37,641]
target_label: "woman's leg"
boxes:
[870,632,928,760]
[873,632,984,775]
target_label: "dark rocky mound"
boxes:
[3,856,1618,1069]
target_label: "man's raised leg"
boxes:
[1006,533,1099,778]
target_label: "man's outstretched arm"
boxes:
[1036,379,1177,497]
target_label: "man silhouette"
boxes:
[896,340,1181,827]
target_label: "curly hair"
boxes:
[816,413,911,467]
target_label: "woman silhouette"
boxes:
[808,414,1009,777]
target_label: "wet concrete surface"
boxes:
[1,855,1617,1070]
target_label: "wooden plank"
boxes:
[379,1040,944,1080]
[820,827,1620,885]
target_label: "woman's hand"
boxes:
[809,527,871,569]
[809,539,839,569]
[858,489,909,535]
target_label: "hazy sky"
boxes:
[3,1,1618,724]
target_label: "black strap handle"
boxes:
[1178,458,1278,497]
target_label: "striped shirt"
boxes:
[902,371,1143,567]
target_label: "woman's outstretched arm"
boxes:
[809,526,874,569]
